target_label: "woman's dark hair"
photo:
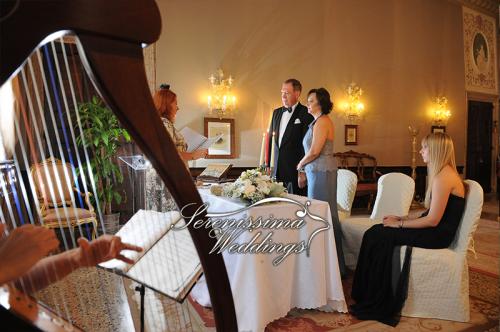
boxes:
[308,88,333,114]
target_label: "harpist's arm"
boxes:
[13,235,142,294]
[180,149,208,162]
[0,224,58,286]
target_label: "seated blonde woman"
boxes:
[350,132,465,326]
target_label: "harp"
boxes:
[0,0,237,331]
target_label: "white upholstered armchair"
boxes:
[336,169,358,221]
[341,172,415,269]
[401,180,484,322]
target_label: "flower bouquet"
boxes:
[210,169,287,204]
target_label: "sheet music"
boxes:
[127,221,202,301]
[179,127,223,152]
[99,209,181,272]
[99,210,201,301]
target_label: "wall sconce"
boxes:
[340,82,365,124]
[431,96,451,127]
[207,68,236,118]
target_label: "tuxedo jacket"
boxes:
[267,103,313,194]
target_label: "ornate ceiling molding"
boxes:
[451,0,499,18]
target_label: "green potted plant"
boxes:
[76,95,131,233]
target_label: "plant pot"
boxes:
[103,212,120,235]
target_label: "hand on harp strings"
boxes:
[0,223,142,293]
[76,234,142,267]
[0,223,59,285]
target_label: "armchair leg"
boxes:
[92,220,98,239]
[367,193,375,211]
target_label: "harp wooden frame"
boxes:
[0,1,237,331]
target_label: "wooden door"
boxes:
[466,100,493,192]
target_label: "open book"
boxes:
[197,163,233,183]
[99,210,201,302]
[179,127,223,153]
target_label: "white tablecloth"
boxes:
[191,189,347,332]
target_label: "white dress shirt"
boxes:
[278,102,298,147]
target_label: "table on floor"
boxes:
[191,189,347,332]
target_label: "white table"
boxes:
[191,189,347,332]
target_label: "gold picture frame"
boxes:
[345,125,358,145]
[463,7,498,94]
[204,118,236,159]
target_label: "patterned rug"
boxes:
[189,268,499,331]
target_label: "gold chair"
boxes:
[31,157,97,240]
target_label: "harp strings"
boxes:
[20,47,85,323]
[49,37,193,330]
[40,40,122,328]
[1,33,198,330]
[0,74,69,322]
[59,38,103,236]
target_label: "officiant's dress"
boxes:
[145,117,187,211]
[351,194,465,325]
[302,118,346,276]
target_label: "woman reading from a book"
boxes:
[153,84,208,164]
[146,84,208,211]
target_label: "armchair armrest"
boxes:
[73,187,95,213]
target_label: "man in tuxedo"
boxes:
[268,78,313,195]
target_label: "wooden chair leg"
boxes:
[92,220,98,239]
[367,193,375,211]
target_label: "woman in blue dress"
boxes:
[296,88,346,276]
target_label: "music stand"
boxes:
[119,155,150,214]
[99,209,202,332]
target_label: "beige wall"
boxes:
[155,0,470,168]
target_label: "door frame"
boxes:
[465,91,499,193]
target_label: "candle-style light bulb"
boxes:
[259,132,266,167]
[270,131,276,170]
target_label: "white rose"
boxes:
[257,181,270,195]
[244,184,256,196]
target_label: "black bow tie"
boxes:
[284,107,292,113]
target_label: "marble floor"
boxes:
[34,194,499,331]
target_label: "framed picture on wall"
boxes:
[345,125,358,145]
[431,125,446,133]
[463,7,498,94]
[204,118,236,159]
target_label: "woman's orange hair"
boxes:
[153,84,176,121]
